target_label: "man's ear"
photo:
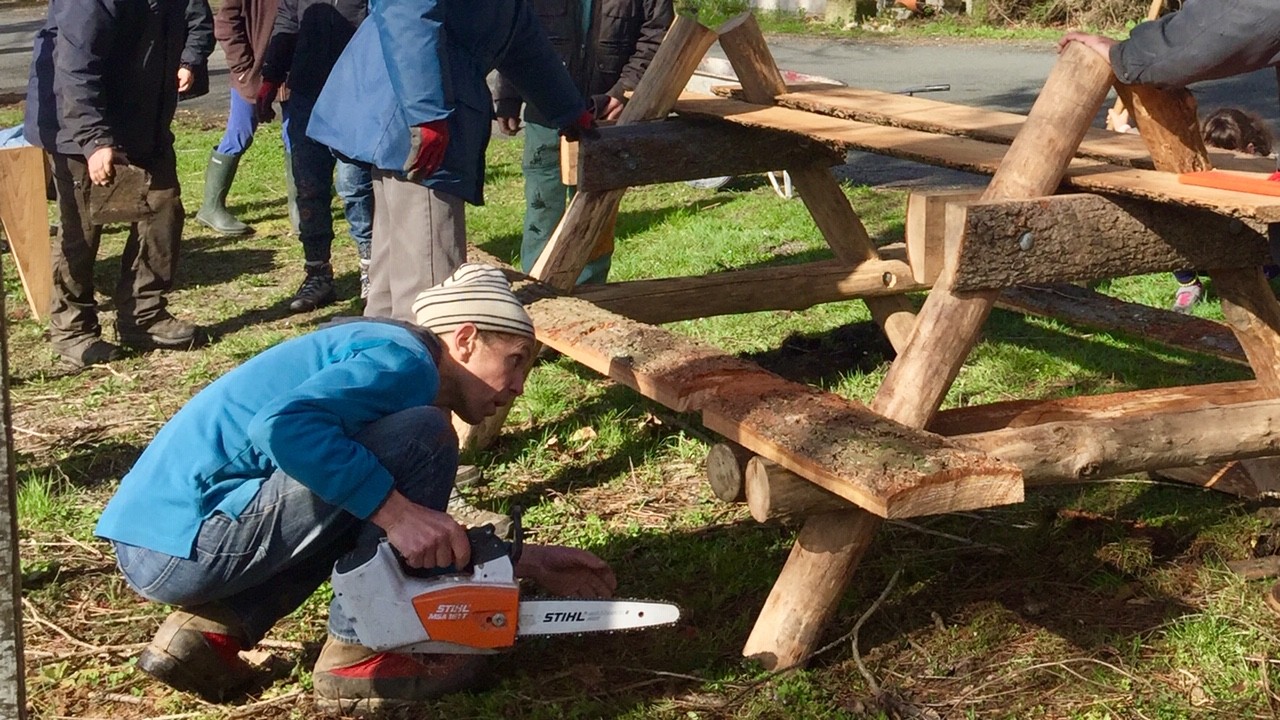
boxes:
[451,323,479,362]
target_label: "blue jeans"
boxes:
[286,94,373,264]
[112,406,459,645]
[519,122,611,285]
[215,91,291,157]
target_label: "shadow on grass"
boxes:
[17,439,144,490]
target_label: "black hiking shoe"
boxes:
[289,262,337,313]
[117,312,204,350]
[56,337,123,372]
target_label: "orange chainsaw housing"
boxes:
[411,584,521,649]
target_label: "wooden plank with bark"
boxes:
[525,289,1023,519]
[565,118,841,191]
[716,83,1268,174]
[672,94,1280,222]
[946,193,1270,291]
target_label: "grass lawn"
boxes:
[6,101,1280,720]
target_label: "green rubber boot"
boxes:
[195,150,252,237]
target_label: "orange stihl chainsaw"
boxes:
[331,515,680,654]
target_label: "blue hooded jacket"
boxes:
[307,0,586,205]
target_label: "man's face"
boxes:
[453,330,535,424]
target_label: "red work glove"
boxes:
[255,80,281,123]
[404,120,450,181]
[558,109,596,142]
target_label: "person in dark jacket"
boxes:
[194,0,298,237]
[24,0,214,371]
[495,0,673,285]
[255,0,374,312]
[307,0,591,323]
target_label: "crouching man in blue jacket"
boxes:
[96,264,616,709]
[306,0,595,323]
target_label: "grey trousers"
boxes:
[365,170,466,322]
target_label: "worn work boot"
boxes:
[56,335,123,372]
[195,150,252,237]
[447,467,511,538]
[118,311,204,350]
[313,636,489,715]
[283,150,300,236]
[137,606,260,701]
[289,261,337,313]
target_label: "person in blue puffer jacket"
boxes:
[307,0,594,323]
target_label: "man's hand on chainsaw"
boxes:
[370,490,471,569]
[516,545,617,598]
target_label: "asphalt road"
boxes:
[3,7,1277,186]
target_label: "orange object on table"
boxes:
[1178,169,1280,197]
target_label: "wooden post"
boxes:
[746,41,1113,670]
[458,14,719,451]
[717,14,917,353]
[0,265,26,718]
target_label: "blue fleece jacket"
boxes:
[96,321,440,559]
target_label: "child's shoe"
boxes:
[1171,280,1203,314]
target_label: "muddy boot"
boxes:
[117,310,205,350]
[137,605,260,701]
[284,150,300,236]
[55,335,123,373]
[313,636,489,716]
[195,150,252,237]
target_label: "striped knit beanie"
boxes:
[411,263,535,339]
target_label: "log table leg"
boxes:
[456,15,721,451]
[718,15,916,352]
[743,41,1114,670]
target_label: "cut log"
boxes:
[930,380,1263,436]
[905,188,982,284]
[1112,83,1210,174]
[706,442,752,502]
[945,193,1269,291]
[572,253,920,324]
[952,396,1280,485]
[524,290,1023,518]
[745,456,849,523]
[872,41,1115,430]
[672,94,1280,222]
[0,147,51,320]
[566,118,842,192]
[996,283,1246,365]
